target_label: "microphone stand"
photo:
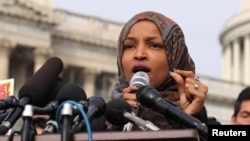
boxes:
[123,112,160,131]
[61,103,73,141]
[0,97,30,135]
[42,119,58,134]
[0,96,18,110]
[21,105,36,141]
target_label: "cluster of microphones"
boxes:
[0,57,208,141]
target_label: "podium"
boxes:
[0,129,200,141]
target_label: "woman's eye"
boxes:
[123,44,134,50]
[150,43,162,48]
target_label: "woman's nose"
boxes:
[134,47,147,60]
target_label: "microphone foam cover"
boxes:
[106,99,132,126]
[18,57,63,106]
[136,86,160,107]
[55,83,87,104]
[88,96,106,118]
[130,71,149,87]
[45,78,66,104]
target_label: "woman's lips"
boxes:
[132,64,150,73]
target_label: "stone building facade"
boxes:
[220,0,250,85]
[0,0,123,101]
[0,0,249,126]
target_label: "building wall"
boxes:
[218,0,250,123]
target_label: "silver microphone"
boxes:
[130,71,149,88]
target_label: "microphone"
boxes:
[34,82,87,116]
[44,78,66,105]
[0,109,11,122]
[0,96,18,110]
[72,96,106,133]
[136,86,208,137]
[105,99,160,131]
[18,57,64,107]
[32,80,66,115]
[53,84,88,141]
[42,120,58,134]
[130,71,149,88]
[55,83,87,104]
[0,57,63,135]
[85,96,106,121]
[130,71,149,115]
[43,83,87,135]
[55,83,88,116]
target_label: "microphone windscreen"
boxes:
[44,78,66,104]
[55,83,87,104]
[136,86,158,107]
[130,71,149,87]
[88,96,106,118]
[105,99,132,126]
[18,57,63,107]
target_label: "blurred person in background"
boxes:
[231,86,250,125]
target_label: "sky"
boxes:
[51,0,241,79]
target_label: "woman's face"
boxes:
[121,20,169,88]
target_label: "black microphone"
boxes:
[85,96,106,121]
[55,83,88,116]
[40,83,87,135]
[33,80,67,115]
[72,96,106,133]
[0,57,63,135]
[55,83,87,104]
[44,78,66,105]
[53,83,87,141]
[136,86,208,137]
[33,82,81,134]
[0,109,12,124]
[0,96,18,123]
[18,57,64,107]
[0,96,18,110]
[34,83,87,115]
[105,99,159,131]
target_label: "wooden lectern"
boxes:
[0,129,200,141]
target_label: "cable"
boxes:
[56,100,92,141]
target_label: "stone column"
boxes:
[232,39,241,83]
[0,39,14,80]
[33,48,53,73]
[243,34,250,85]
[223,44,232,81]
[82,68,101,98]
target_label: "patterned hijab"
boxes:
[112,11,195,103]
